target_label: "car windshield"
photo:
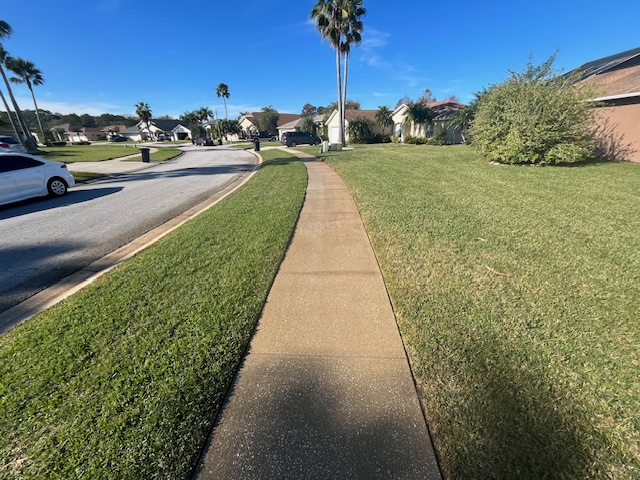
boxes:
[0,137,20,144]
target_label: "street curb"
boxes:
[0,151,262,334]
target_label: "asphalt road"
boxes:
[0,146,257,315]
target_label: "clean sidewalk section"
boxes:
[195,151,441,479]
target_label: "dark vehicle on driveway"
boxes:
[251,131,278,142]
[195,137,214,146]
[281,131,322,147]
[109,135,128,142]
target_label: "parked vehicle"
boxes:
[0,135,27,153]
[251,132,278,142]
[195,137,214,146]
[109,135,128,142]
[280,131,321,147]
[0,153,76,206]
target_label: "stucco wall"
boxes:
[594,103,640,162]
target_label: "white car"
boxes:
[0,135,27,154]
[0,153,76,206]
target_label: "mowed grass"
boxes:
[40,145,145,162]
[0,150,307,478]
[319,144,640,479]
[124,147,184,163]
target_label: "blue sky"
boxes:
[3,0,639,119]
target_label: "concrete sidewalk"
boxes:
[195,151,441,479]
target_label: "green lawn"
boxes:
[40,145,146,162]
[0,150,307,478]
[315,144,640,479]
[124,147,183,163]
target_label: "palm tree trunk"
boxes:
[0,65,37,151]
[223,98,228,119]
[28,85,48,146]
[0,89,21,142]
[342,51,349,146]
[335,47,343,146]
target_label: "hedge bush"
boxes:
[469,54,597,165]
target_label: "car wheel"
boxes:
[47,177,68,197]
[314,140,321,145]
[290,141,297,147]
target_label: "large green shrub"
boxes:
[470,54,597,165]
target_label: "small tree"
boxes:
[219,118,241,139]
[405,102,433,138]
[470,54,598,164]
[347,116,374,143]
[375,105,393,135]
[256,106,279,134]
[301,116,317,135]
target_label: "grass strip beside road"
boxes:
[0,150,307,478]
[40,145,145,162]
[316,144,640,479]
[124,147,184,162]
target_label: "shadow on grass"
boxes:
[434,329,604,479]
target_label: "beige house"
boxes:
[573,47,640,162]
[277,115,324,138]
[392,100,465,143]
[238,112,302,139]
[325,109,389,143]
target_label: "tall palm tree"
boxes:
[6,57,48,145]
[340,0,365,145]
[405,102,434,138]
[375,105,393,135]
[134,102,152,139]
[215,83,230,119]
[0,21,37,151]
[311,0,346,146]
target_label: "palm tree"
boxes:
[0,21,37,151]
[6,57,48,145]
[311,0,346,146]
[405,102,434,138]
[215,83,230,119]
[375,105,393,135]
[135,102,152,139]
[197,107,213,123]
[340,0,366,145]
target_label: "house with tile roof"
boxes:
[571,47,640,161]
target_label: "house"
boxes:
[392,100,465,143]
[101,124,129,139]
[277,115,324,138]
[325,109,389,144]
[49,124,105,142]
[123,119,192,142]
[571,47,640,162]
[238,112,302,139]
